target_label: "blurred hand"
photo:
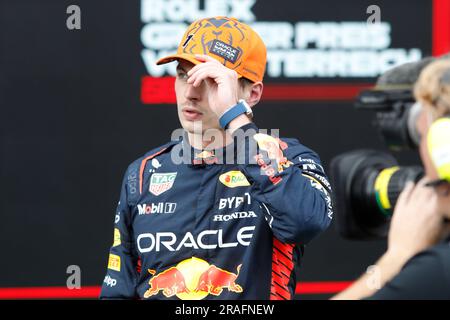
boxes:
[187,54,240,118]
[332,177,450,300]
[387,177,446,263]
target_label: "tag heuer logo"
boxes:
[149,172,177,196]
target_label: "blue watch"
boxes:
[219,99,253,129]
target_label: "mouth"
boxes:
[182,107,203,121]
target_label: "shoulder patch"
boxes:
[253,134,293,173]
[126,140,180,198]
[139,147,171,194]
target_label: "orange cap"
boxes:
[156,16,267,83]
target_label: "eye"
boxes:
[177,70,188,81]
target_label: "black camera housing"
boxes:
[355,89,420,150]
[330,149,423,240]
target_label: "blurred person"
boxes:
[333,58,450,300]
[100,17,332,300]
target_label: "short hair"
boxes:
[238,77,254,89]
[414,59,450,118]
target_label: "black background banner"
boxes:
[0,0,436,299]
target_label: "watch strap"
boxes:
[219,102,248,129]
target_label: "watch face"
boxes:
[240,100,253,116]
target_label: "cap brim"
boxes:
[156,53,242,78]
[156,53,202,66]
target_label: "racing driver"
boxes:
[100,16,333,300]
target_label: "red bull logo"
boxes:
[143,257,243,300]
[195,150,215,159]
[194,264,242,296]
[253,133,293,173]
[144,267,190,298]
[193,150,219,165]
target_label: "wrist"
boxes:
[219,99,253,131]
[382,247,413,267]
[227,114,252,134]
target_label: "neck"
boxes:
[187,129,233,150]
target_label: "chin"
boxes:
[179,120,192,132]
[179,119,201,134]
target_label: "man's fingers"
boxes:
[191,72,208,87]
[186,54,220,75]
[191,70,217,87]
[187,63,214,80]
[187,61,214,76]
[194,54,215,63]
[189,66,223,86]
[188,69,208,86]
[187,68,205,84]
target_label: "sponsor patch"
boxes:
[219,171,250,188]
[113,228,121,247]
[209,39,240,64]
[143,257,243,300]
[108,254,121,272]
[103,275,117,287]
[193,150,219,165]
[303,170,332,192]
[218,193,251,210]
[195,150,215,159]
[137,202,177,215]
[254,153,282,185]
[127,166,138,194]
[213,211,257,222]
[137,226,255,253]
[253,134,293,173]
[149,172,177,196]
[151,158,161,169]
[304,174,333,219]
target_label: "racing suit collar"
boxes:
[177,123,260,166]
[180,136,237,166]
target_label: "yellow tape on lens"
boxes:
[427,117,450,182]
[374,166,399,212]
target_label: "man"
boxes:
[100,16,332,300]
[333,58,450,300]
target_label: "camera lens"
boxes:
[330,150,423,239]
[373,166,424,215]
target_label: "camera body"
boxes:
[331,149,423,239]
[330,87,424,240]
[355,88,421,151]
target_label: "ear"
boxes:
[246,82,264,107]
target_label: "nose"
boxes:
[184,81,202,101]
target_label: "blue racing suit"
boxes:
[100,123,333,300]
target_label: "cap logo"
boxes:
[182,34,194,48]
[206,17,230,28]
[209,39,240,64]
